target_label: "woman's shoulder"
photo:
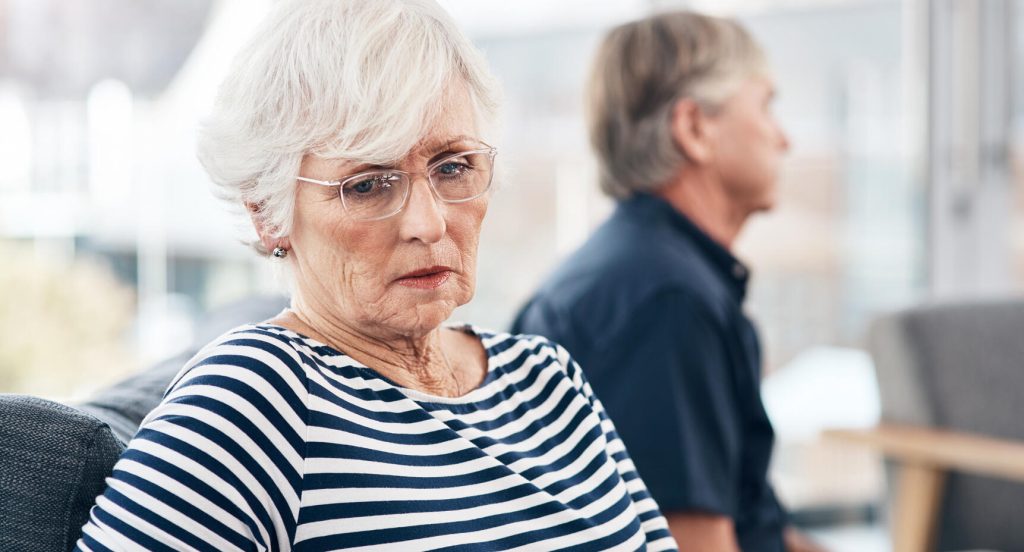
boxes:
[166,323,321,397]
[458,324,557,356]
[137,324,315,454]
[464,324,581,380]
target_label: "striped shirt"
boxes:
[76,324,677,551]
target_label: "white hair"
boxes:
[197,0,502,255]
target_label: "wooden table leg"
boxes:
[892,463,946,552]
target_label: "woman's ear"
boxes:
[670,98,714,165]
[246,202,289,254]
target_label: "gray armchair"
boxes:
[828,298,1024,552]
[0,295,288,551]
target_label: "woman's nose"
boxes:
[397,176,446,243]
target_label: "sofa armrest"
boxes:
[0,394,124,551]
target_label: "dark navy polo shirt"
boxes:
[512,194,786,552]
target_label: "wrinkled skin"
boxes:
[707,75,790,214]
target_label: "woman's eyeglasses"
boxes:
[295,145,497,221]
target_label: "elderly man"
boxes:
[513,11,823,552]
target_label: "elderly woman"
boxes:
[75,1,675,550]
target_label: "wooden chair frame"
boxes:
[826,424,1024,552]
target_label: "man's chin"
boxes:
[746,198,775,216]
[756,188,779,213]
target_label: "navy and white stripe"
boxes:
[77,324,676,551]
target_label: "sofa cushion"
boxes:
[0,394,123,552]
[77,350,195,445]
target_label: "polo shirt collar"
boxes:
[621,193,751,302]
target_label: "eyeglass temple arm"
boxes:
[295,176,337,186]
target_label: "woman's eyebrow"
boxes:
[323,136,481,178]
[420,135,478,154]
[326,161,380,179]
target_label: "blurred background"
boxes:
[1,0,1022,549]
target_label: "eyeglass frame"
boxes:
[294,144,498,221]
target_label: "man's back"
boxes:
[513,194,787,552]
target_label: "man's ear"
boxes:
[246,201,289,254]
[670,98,714,165]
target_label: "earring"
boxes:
[272,246,288,258]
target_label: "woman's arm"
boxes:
[554,342,679,552]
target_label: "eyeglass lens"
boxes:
[340,149,494,220]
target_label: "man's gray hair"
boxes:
[197,0,501,255]
[587,11,767,199]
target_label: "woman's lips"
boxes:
[395,268,452,289]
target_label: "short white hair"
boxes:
[197,0,501,255]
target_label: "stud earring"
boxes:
[272,246,288,258]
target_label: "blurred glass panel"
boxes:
[1014,4,1024,285]
[739,2,924,372]
[0,0,271,396]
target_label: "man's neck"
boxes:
[654,171,750,249]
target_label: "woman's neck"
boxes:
[269,301,473,397]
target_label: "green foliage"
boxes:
[0,241,136,398]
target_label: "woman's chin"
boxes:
[380,300,462,337]
[367,280,474,337]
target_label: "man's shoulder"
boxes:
[518,261,730,360]
[535,216,728,315]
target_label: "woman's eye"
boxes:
[353,179,376,193]
[439,162,463,175]
[435,160,473,179]
[345,174,392,195]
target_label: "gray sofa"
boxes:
[0,295,288,551]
